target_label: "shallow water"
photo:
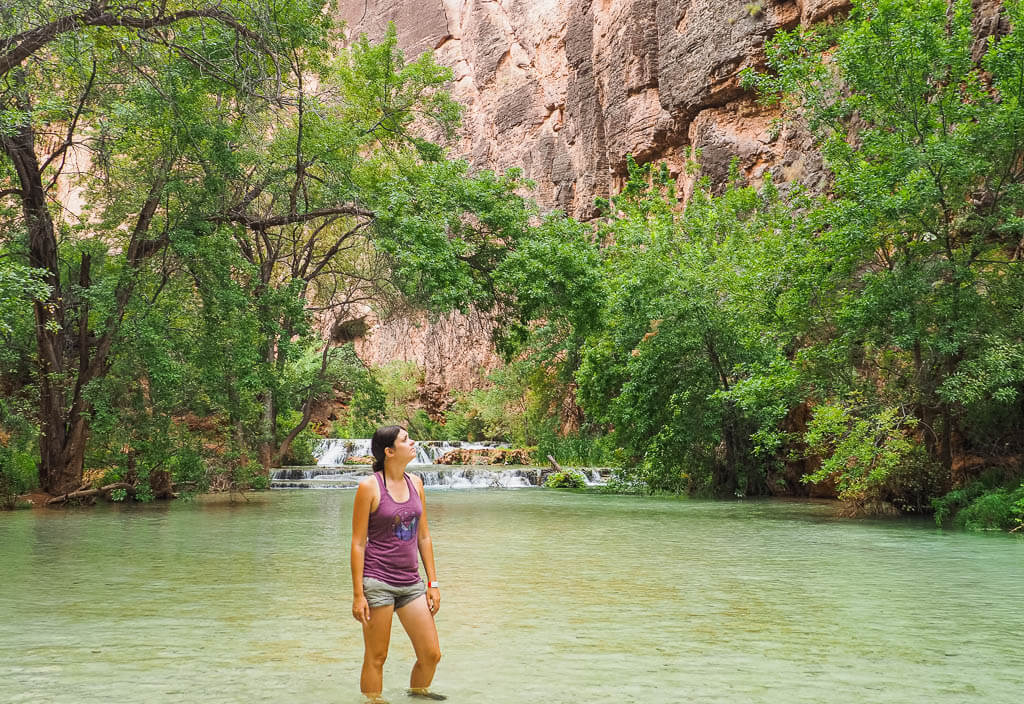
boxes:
[1,490,1022,704]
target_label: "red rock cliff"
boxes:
[339,0,859,219]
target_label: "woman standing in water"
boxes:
[351,425,444,702]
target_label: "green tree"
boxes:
[577,158,813,495]
[183,24,542,469]
[1,0,326,494]
[745,0,1024,500]
[179,24,460,468]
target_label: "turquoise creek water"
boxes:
[1,489,1022,703]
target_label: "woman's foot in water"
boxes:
[364,694,389,704]
[407,687,447,700]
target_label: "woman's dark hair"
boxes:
[370,425,403,474]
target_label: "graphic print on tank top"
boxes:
[391,509,418,541]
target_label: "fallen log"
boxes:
[547,455,563,472]
[46,482,134,505]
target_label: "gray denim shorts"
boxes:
[363,576,426,609]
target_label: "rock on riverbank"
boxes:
[434,448,535,465]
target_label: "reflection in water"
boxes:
[1,492,1022,703]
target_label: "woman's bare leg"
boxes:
[360,604,395,697]
[396,595,441,689]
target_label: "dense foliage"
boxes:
[3,0,1023,531]
[0,2,552,498]
[483,0,1024,526]
[740,0,1024,518]
[575,161,813,496]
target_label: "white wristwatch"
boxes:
[428,581,440,588]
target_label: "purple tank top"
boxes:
[363,472,422,586]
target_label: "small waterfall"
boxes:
[417,468,540,489]
[270,466,542,489]
[312,438,510,467]
[272,438,611,489]
[269,465,610,489]
[268,467,367,489]
[313,438,373,466]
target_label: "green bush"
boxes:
[0,447,37,509]
[442,361,594,447]
[544,469,586,488]
[803,404,918,504]
[407,409,444,440]
[234,460,270,490]
[0,400,39,509]
[377,361,424,421]
[535,429,614,468]
[83,401,213,501]
[933,477,1024,531]
[956,489,1020,531]
[333,369,387,438]
[932,483,986,526]
[331,360,442,439]
[167,445,207,491]
[1013,492,1024,530]
[443,375,525,442]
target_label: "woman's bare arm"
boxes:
[351,479,374,623]
[415,475,441,615]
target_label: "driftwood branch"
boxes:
[547,455,563,472]
[46,482,133,505]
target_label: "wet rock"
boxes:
[434,447,535,465]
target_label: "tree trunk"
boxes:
[705,337,740,498]
[273,338,340,467]
[258,337,278,470]
[939,403,954,476]
[0,92,155,495]
[46,482,135,505]
[1,111,85,495]
[274,399,314,467]
[715,416,740,498]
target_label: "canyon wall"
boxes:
[341,0,1007,402]
[339,0,858,220]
